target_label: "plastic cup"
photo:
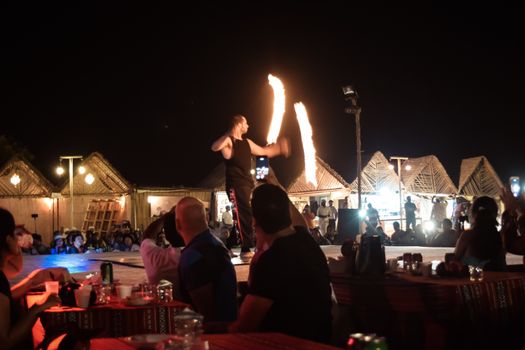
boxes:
[45,281,60,295]
[116,285,133,299]
[74,289,91,308]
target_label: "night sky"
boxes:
[4,4,524,189]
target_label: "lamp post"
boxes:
[342,85,362,212]
[57,155,83,229]
[389,156,410,230]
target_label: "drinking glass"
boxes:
[141,283,158,302]
[157,284,173,303]
[173,310,204,348]
[469,265,484,282]
[94,284,111,304]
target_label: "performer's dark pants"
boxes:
[406,215,416,230]
[227,183,254,252]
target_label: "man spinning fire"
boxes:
[211,115,290,257]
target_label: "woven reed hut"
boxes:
[458,156,503,199]
[0,156,55,243]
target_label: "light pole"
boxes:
[56,155,83,229]
[389,156,410,230]
[342,85,362,211]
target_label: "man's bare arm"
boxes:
[246,137,290,158]
[211,134,233,159]
[229,294,273,333]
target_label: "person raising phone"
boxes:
[211,115,290,257]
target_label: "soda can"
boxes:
[100,262,113,284]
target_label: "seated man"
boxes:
[230,184,332,343]
[430,219,458,247]
[390,221,409,246]
[140,207,184,299]
[176,197,238,323]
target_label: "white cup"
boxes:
[117,285,133,299]
[45,281,60,295]
[74,289,91,308]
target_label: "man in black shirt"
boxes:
[404,196,417,230]
[229,184,332,343]
[211,115,290,257]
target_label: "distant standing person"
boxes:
[327,200,338,240]
[316,200,331,238]
[221,205,233,229]
[404,196,417,230]
[211,115,290,257]
[366,203,380,228]
[431,196,448,227]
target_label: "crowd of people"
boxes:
[300,195,474,249]
[1,113,524,349]
[16,222,143,256]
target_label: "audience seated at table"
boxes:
[229,184,332,343]
[429,219,459,247]
[390,222,426,246]
[50,232,67,255]
[454,196,506,271]
[0,207,70,349]
[67,232,85,254]
[140,206,184,299]
[176,197,238,323]
[500,187,525,261]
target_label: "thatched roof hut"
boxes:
[458,156,503,198]
[400,155,458,196]
[60,152,132,196]
[349,151,400,194]
[0,156,56,242]
[0,155,54,197]
[287,156,349,196]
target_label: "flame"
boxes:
[294,102,317,187]
[266,74,286,144]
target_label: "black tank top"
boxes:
[225,137,253,188]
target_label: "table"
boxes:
[331,271,525,350]
[90,333,342,350]
[27,294,188,349]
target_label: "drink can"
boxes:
[100,262,113,284]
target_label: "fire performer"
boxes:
[211,115,290,257]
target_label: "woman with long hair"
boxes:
[455,196,506,271]
[0,207,67,349]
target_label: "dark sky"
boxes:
[4,3,524,189]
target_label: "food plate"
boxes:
[121,334,170,348]
[125,297,152,306]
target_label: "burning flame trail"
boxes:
[266,74,286,145]
[294,102,317,187]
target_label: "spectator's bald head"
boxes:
[175,197,208,243]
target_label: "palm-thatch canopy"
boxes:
[61,152,132,196]
[0,156,54,197]
[401,155,458,196]
[349,151,400,193]
[287,156,350,195]
[458,156,503,198]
